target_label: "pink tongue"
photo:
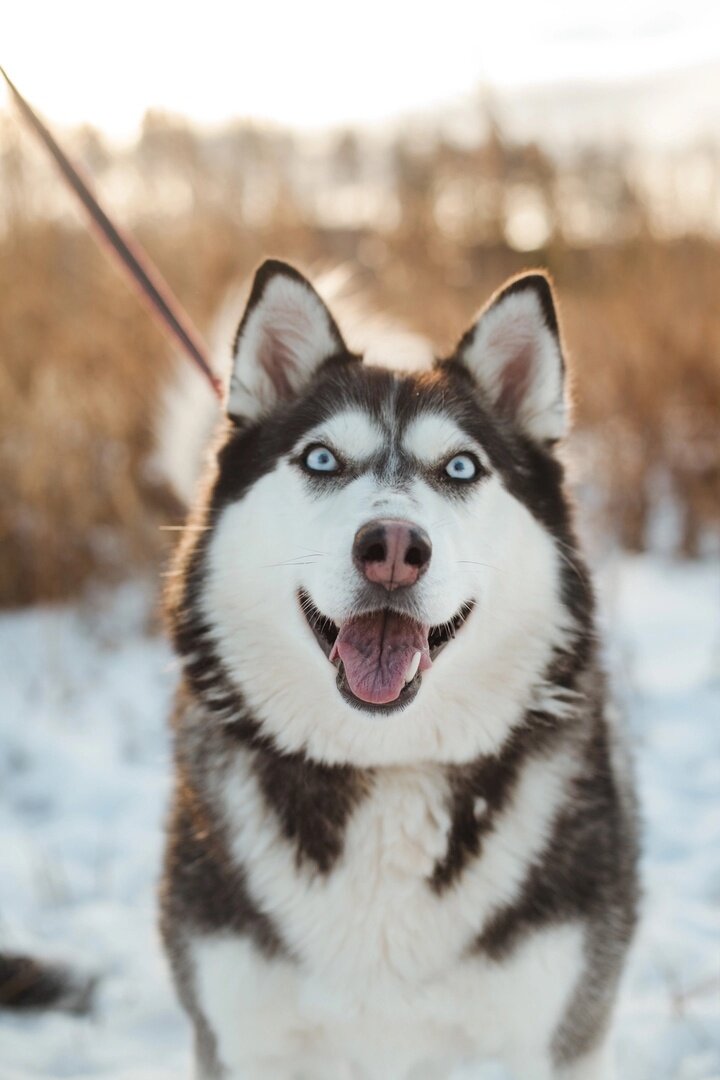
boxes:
[329,611,432,705]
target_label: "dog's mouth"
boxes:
[299,590,474,714]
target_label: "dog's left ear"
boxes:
[454,272,566,443]
[228,259,347,420]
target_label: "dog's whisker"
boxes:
[457,560,502,572]
[553,538,592,585]
[261,559,320,568]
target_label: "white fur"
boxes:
[190,746,584,1078]
[193,924,586,1079]
[153,359,219,507]
[153,290,237,505]
[460,284,565,442]
[228,272,341,420]
[402,413,492,471]
[304,410,385,464]
[201,408,572,767]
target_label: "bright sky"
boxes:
[4,0,720,138]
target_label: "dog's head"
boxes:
[171,260,592,766]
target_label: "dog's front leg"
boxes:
[505,1041,613,1080]
[557,1040,614,1080]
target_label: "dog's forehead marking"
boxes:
[402,413,490,468]
[301,408,384,460]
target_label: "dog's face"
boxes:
[174,261,585,767]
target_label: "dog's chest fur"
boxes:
[216,743,574,990]
[226,755,457,986]
[180,734,586,1075]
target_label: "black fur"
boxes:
[250,748,372,874]
[431,708,566,893]
[476,701,639,1065]
[162,771,286,952]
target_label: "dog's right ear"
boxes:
[227,260,347,421]
[453,272,566,443]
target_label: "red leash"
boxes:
[1,65,223,400]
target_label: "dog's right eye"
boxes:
[303,445,341,474]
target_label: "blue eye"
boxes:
[445,453,478,481]
[304,445,341,474]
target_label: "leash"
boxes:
[0,65,223,400]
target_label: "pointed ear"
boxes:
[227,260,347,420]
[454,272,566,442]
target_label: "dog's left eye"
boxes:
[304,445,341,474]
[445,453,478,481]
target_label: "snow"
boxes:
[0,585,186,1080]
[1,555,718,1079]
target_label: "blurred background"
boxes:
[1,3,719,1079]
[2,1,720,602]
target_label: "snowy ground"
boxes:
[0,553,718,1079]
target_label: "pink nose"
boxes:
[352,519,432,590]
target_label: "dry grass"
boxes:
[560,241,720,553]
[0,212,366,606]
[0,222,169,605]
[1,123,718,607]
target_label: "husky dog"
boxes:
[161,261,638,1080]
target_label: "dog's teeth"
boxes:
[405,651,421,684]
